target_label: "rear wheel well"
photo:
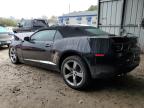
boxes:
[59,52,91,77]
[59,52,80,69]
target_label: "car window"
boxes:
[54,31,63,41]
[31,30,56,41]
[33,20,47,27]
[23,20,32,27]
[20,20,25,27]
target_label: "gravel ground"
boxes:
[0,47,144,108]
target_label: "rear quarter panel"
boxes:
[52,37,91,67]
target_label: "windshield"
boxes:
[0,26,8,33]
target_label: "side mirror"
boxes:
[24,37,30,41]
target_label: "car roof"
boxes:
[34,25,110,38]
[22,19,47,21]
[37,25,96,31]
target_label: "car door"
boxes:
[21,29,56,66]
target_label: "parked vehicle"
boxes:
[13,19,49,33]
[9,25,140,90]
[0,26,13,47]
[6,26,14,33]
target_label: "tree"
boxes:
[87,5,98,11]
[48,16,58,26]
[48,16,57,21]
[0,18,17,27]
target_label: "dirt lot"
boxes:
[0,47,144,108]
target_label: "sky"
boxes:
[0,0,97,19]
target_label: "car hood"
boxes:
[14,32,34,40]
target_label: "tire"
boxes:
[61,56,91,90]
[9,47,20,64]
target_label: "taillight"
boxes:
[95,54,105,57]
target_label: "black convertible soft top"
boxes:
[39,25,110,37]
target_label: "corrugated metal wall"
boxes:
[98,0,123,35]
[98,0,144,51]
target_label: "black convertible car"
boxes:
[9,25,140,90]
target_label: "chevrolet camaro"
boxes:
[9,26,140,90]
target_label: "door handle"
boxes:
[45,43,52,47]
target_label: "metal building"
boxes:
[58,11,97,26]
[98,0,144,51]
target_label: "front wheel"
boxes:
[9,47,19,64]
[61,56,91,90]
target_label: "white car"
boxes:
[0,26,13,47]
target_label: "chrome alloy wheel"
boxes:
[63,60,84,87]
[10,47,17,63]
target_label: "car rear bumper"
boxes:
[89,63,139,79]
[84,54,140,79]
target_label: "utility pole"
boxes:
[69,3,71,13]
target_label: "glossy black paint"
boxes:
[9,26,141,79]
